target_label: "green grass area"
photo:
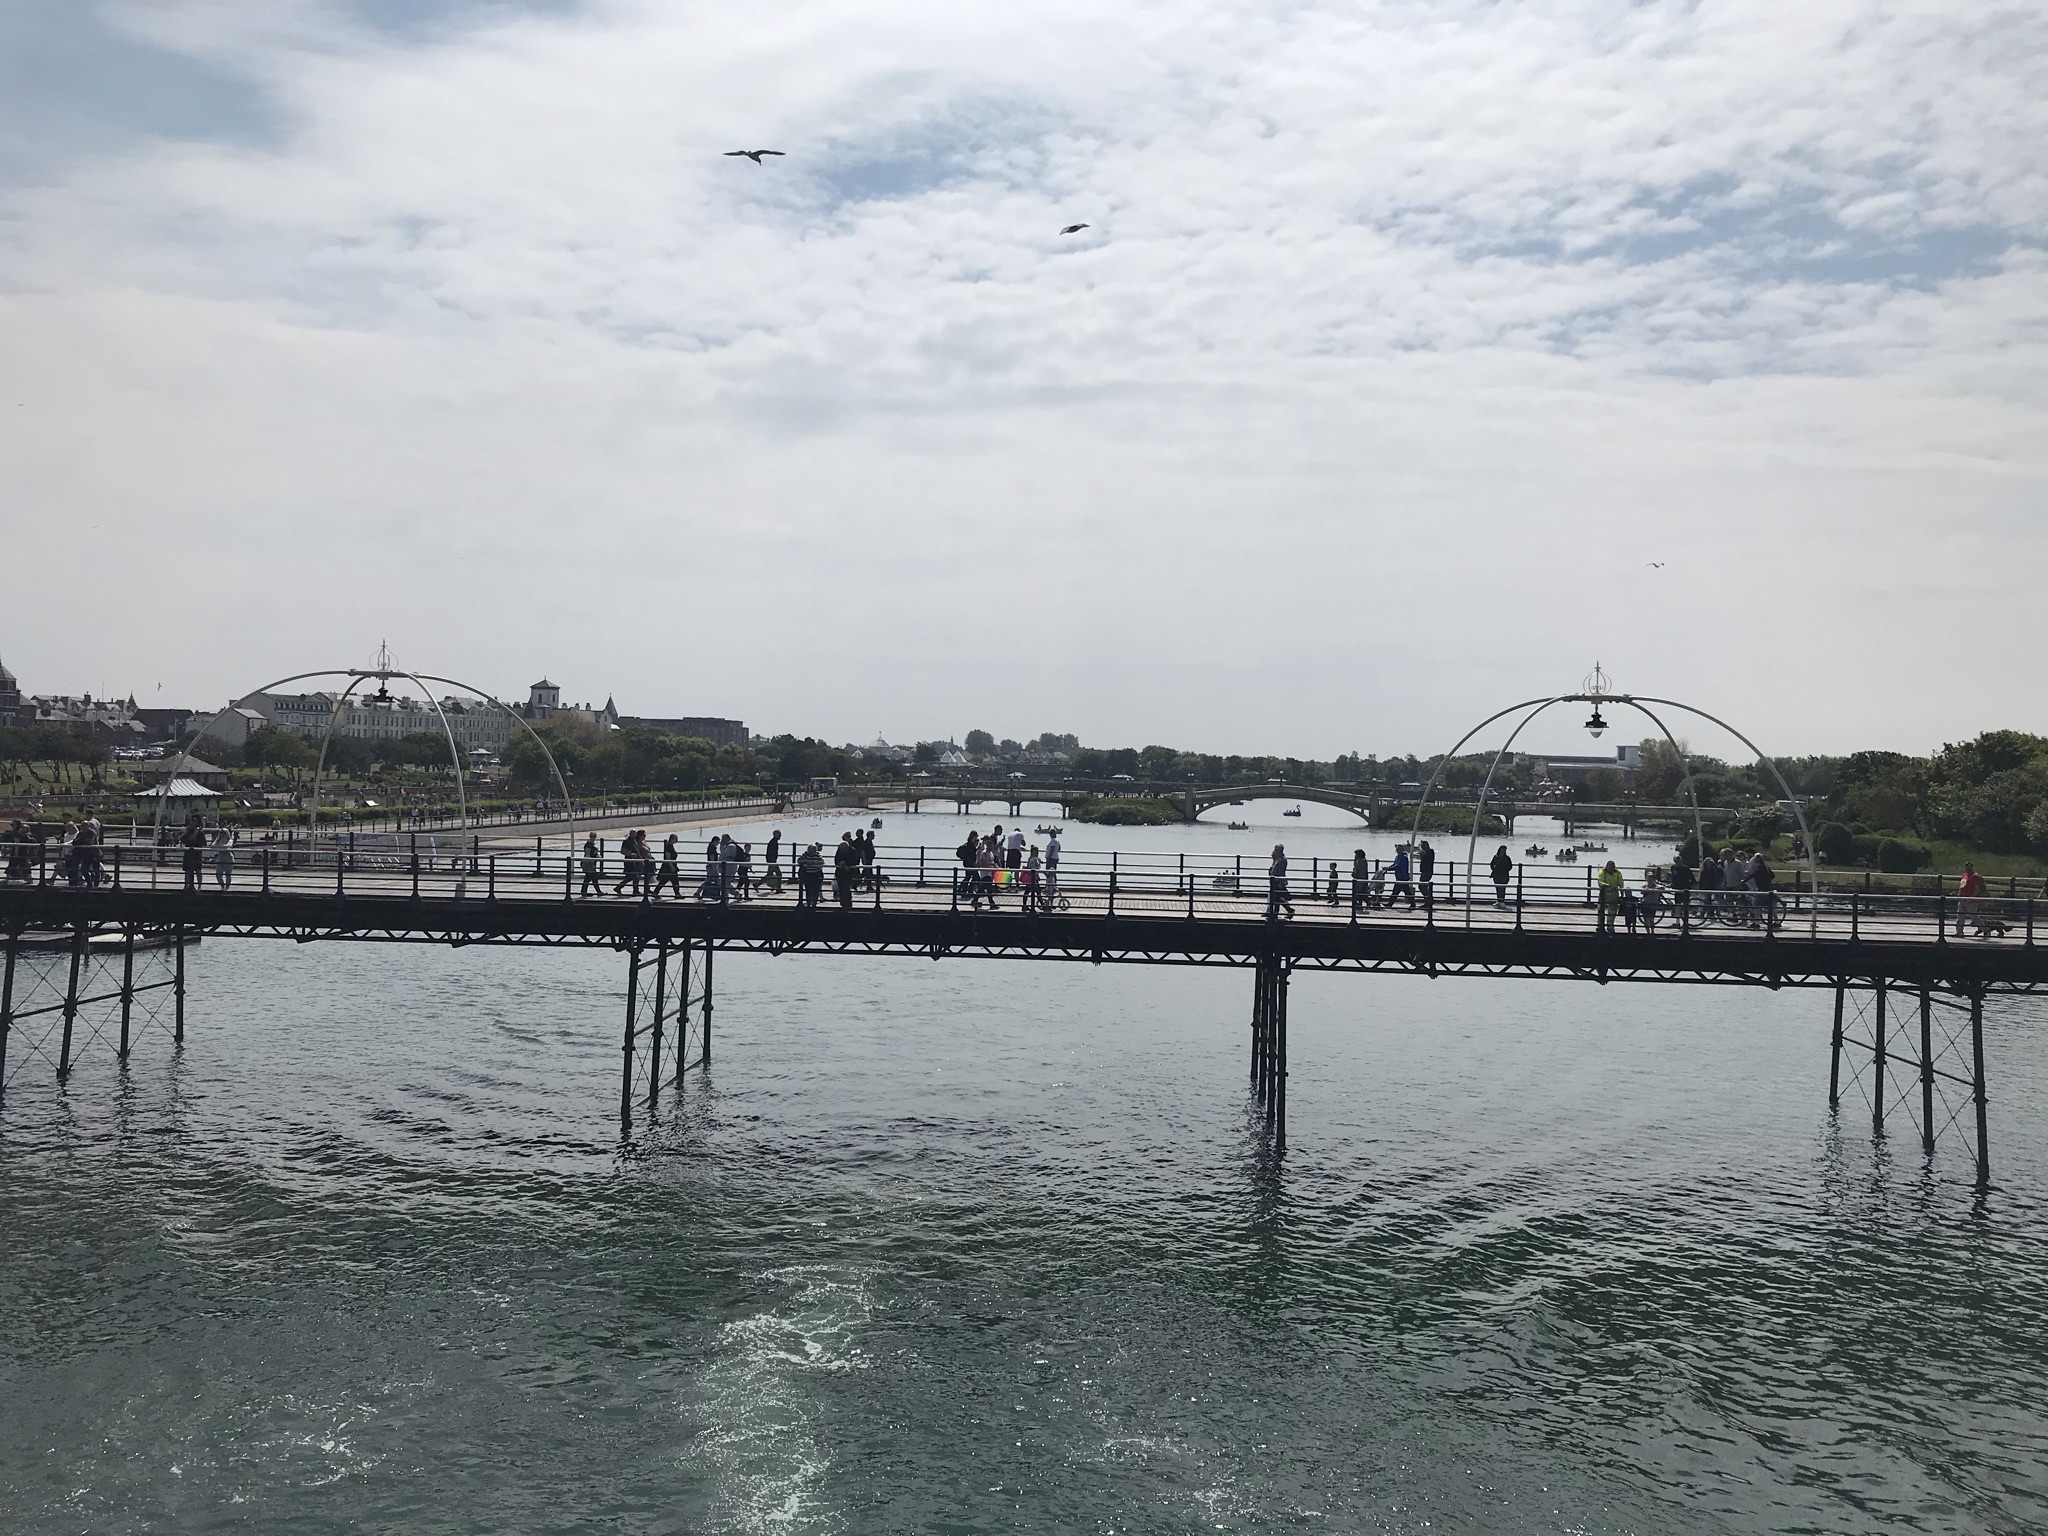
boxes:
[1070,795,1188,827]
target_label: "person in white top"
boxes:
[1005,827,1026,870]
[1043,831,1061,895]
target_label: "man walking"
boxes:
[579,833,602,898]
[1266,843,1296,921]
[1417,840,1436,917]
[653,833,682,898]
[765,829,783,893]
[1387,844,1415,911]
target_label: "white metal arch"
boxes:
[1410,687,1819,925]
[151,666,575,861]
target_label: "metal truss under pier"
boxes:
[4,887,2042,1176]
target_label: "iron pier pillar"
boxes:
[648,938,669,1111]
[58,924,86,1080]
[0,926,17,1102]
[1971,985,1989,1189]
[1249,954,1289,1150]
[118,926,136,1063]
[621,943,642,1126]
[173,926,186,1045]
[1871,978,1887,1137]
[1919,985,1935,1156]
[701,943,714,1068]
[1828,977,1845,1112]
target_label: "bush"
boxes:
[1815,821,1856,864]
[1877,837,1930,873]
[1072,796,1186,826]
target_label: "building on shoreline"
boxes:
[235,679,742,753]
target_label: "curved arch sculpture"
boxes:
[151,663,575,859]
[1409,685,1818,931]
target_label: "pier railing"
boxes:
[12,838,2038,951]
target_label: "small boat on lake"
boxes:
[1227,820,1250,830]
[1283,806,1302,818]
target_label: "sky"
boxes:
[1,0,2043,765]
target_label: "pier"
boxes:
[3,839,2041,1184]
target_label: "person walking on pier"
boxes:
[613,830,646,897]
[1489,845,1513,908]
[955,831,979,906]
[1957,862,1987,937]
[580,834,602,898]
[1669,854,1694,930]
[859,829,878,891]
[737,841,755,899]
[1417,840,1436,917]
[1695,850,1721,921]
[3,820,29,885]
[181,813,207,892]
[1749,849,1778,933]
[1350,848,1369,914]
[1005,825,1025,872]
[1266,843,1296,921]
[975,836,1000,908]
[1722,847,1748,926]
[653,834,682,898]
[1044,829,1061,899]
[1022,845,1045,912]
[1640,866,1666,933]
[833,832,858,908]
[210,825,236,890]
[797,841,824,908]
[765,829,783,893]
[1596,860,1624,933]
[1387,845,1415,911]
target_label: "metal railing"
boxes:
[7,839,2034,949]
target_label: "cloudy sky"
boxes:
[2,0,2043,762]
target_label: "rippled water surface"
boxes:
[5,808,2047,1534]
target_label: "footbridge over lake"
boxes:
[878,777,1732,835]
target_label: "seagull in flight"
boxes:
[725,149,785,164]
[1060,223,1090,235]
[1647,561,1665,568]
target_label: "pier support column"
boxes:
[1828,977,1845,1112]
[1971,986,1989,1189]
[621,943,642,1126]
[173,927,186,1046]
[1871,979,1887,1137]
[0,928,15,1102]
[701,944,714,1069]
[1249,955,1289,1150]
[1919,985,1935,1156]
[674,938,694,1089]
[119,927,136,1063]
[647,938,669,1111]
[58,924,86,1081]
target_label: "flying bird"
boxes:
[1647,561,1665,568]
[1060,223,1090,235]
[725,150,785,163]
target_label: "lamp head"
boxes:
[1585,708,1607,739]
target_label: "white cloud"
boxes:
[1,0,2044,757]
